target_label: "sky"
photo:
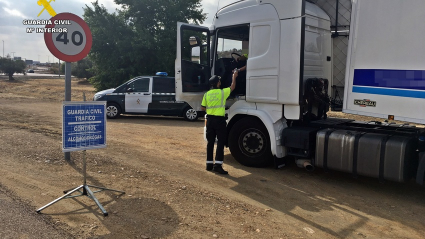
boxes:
[0,0,235,63]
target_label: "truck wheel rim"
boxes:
[107,106,118,117]
[186,109,197,120]
[240,128,265,157]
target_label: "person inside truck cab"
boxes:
[230,53,247,96]
[235,53,248,73]
[201,71,237,174]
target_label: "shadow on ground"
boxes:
[100,197,179,238]
[223,154,425,238]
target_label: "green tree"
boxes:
[0,58,26,81]
[84,0,205,91]
[84,1,136,90]
[60,62,66,75]
[71,58,94,80]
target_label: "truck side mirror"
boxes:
[189,36,201,47]
[126,88,134,93]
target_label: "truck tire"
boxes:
[106,103,121,119]
[183,107,198,121]
[228,117,273,167]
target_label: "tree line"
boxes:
[83,0,205,91]
[0,0,205,87]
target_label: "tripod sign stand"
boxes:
[36,150,125,216]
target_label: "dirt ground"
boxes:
[0,77,424,239]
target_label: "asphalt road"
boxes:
[13,73,67,77]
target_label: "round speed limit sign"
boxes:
[45,12,92,62]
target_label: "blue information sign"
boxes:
[62,102,106,152]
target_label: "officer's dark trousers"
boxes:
[206,116,227,165]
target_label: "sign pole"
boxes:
[83,151,87,185]
[64,61,71,161]
[82,93,86,186]
[65,62,71,100]
[38,12,124,217]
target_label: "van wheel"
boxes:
[183,107,198,121]
[228,117,273,167]
[106,103,121,119]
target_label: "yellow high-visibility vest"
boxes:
[201,88,231,116]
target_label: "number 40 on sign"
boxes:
[44,12,92,63]
[56,31,84,46]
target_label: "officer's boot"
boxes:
[213,164,228,174]
[206,163,213,171]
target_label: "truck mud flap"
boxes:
[273,156,286,169]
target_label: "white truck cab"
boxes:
[176,0,332,166]
[175,0,425,185]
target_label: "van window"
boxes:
[153,77,175,93]
[130,78,150,92]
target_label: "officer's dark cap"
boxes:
[209,75,221,86]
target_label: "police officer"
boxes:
[201,70,238,174]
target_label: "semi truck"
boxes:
[174,0,425,185]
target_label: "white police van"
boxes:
[93,73,202,121]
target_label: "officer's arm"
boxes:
[201,93,207,111]
[230,70,238,92]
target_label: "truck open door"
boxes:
[175,22,211,111]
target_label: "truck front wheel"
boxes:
[228,117,273,167]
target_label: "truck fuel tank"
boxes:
[315,129,417,182]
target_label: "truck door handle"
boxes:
[144,93,151,95]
